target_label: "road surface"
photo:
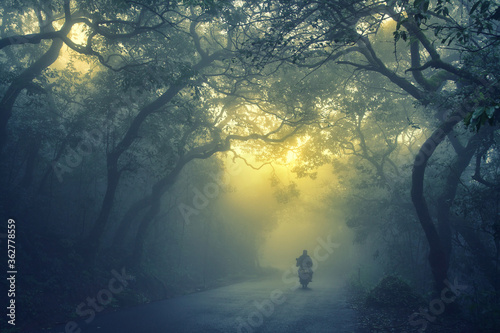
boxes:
[35,274,360,333]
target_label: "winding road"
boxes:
[35,274,360,333]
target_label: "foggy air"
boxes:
[1,0,499,332]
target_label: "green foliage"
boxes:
[420,0,499,48]
[271,177,300,204]
[464,105,500,131]
[1,0,500,330]
[365,276,424,308]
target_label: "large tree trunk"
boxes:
[447,128,500,292]
[127,140,224,266]
[80,38,223,261]
[82,65,215,260]
[129,162,185,266]
[84,152,122,261]
[410,114,462,292]
[83,82,187,261]
[128,158,196,266]
[436,130,485,272]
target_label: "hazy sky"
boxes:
[220,154,355,276]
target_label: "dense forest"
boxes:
[1,0,499,332]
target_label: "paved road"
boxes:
[35,274,360,333]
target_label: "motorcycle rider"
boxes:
[296,250,313,281]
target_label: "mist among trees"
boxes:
[1,0,499,332]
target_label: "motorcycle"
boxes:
[296,256,313,288]
[298,267,312,288]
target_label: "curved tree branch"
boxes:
[410,110,464,291]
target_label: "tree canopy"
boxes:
[1,0,500,331]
